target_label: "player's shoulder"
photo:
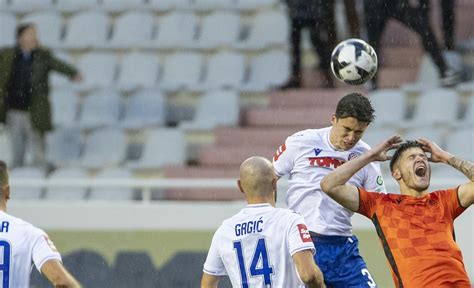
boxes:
[271,208,304,222]
[353,139,371,153]
[1,212,44,236]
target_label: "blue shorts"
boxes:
[311,233,377,288]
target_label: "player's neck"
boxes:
[0,203,6,212]
[246,197,275,207]
[399,185,428,198]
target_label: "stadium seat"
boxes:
[234,0,278,11]
[408,88,460,127]
[368,89,408,127]
[9,167,45,200]
[120,89,166,130]
[127,128,185,170]
[9,0,53,13]
[401,55,440,92]
[157,252,208,287]
[180,90,239,131]
[151,11,198,49]
[403,127,445,148]
[78,89,121,130]
[117,52,160,92]
[50,87,79,127]
[193,11,241,50]
[193,51,245,91]
[62,10,109,49]
[190,0,235,11]
[446,128,474,162]
[45,167,89,200]
[101,0,146,12]
[22,11,63,47]
[0,12,16,47]
[55,0,98,12]
[80,128,127,169]
[0,131,13,167]
[459,92,474,126]
[149,0,189,11]
[108,11,154,49]
[235,10,289,50]
[62,250,112,288]
[110,251,157,288]
[215,127,296,147]
[245,107,333,128]
[46,127,82,168]
[457,80,474,95]
[74,52,118,91]
[159,52,203,91]
[51,51,74,88]
[89,168,135,200]
[241,50,290,92]
[361,127,400,148]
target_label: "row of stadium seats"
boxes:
[1,0,277,13]
[52,50,289,93]
[0,9,289,50]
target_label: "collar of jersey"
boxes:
[246,203,272,208]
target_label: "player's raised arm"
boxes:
[292,250,325,288]
[321,135,403,211]
[417,138,474,207]
[41,259,81,288]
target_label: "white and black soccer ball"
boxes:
[330,38,378,85]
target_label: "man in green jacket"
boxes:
[0,23,82,168]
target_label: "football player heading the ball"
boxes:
[273,93,384,287]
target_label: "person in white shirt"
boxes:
[201,156,324,288]
[273,93,384,287]
[0,160,80,287]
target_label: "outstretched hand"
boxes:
[370,135,404,162]
[416,138,453,163]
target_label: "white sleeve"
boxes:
[203,230,227,276]
[31,228,62,272]
[287,213,315,256]
[273,136,299,177]
[363,162,386,193]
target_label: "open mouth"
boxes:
[415,165,427,177]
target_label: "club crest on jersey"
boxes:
[308,157,345,169]
[297,224,312,243]
[348,152,359,161]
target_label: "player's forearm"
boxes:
[447,156,474,182]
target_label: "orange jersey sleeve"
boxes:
[357,187,379,218]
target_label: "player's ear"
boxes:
[237,180,244,194]
[391,168,401,181]
[331,114,337,126]
[3,185,10,201]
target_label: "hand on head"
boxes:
[370,134,404,161]
[416,138,453,163]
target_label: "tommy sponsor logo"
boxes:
[273,144,286,161]
[308,157,345,169]
[297,224,312,243]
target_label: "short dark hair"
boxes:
[389,140,424,172]
[16,23,35,40]
[335,93,375,123]
[0,161,8,187]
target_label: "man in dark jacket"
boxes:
[0,23,82,168]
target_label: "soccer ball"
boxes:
[330,38,378,85]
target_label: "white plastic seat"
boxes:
[50,87,79,127]
[152,11,198,49]
[55,0,98,12]
[80,128,127,169]
[127,128,185,170]
[74,52,118,91]
[62,11,109,49]
[234,0,277,10]
[235,10,289,50]
[362,127,400,148]
[159,52,203,91]
[149,0,189,11]
[45,168,89,200]
[369,89,408,127]
[89,168,134,200]
[241,50,290,92]
[10,167,45,200]
[22,11,63,47]
[194,11,241,49]
[101,0,146,12]
[193,51,245,91]
[46,127,82,167]
[459,92,474,126]
[0,131,13,167]
[109,11,154,48]
[10,0,53,12]
[78,89,121,129]
[121,89,166,130]
[117,52,160,91]
[403,127,444,148]
[180,90,239,131]
[0,12,16,47]
[446,128,474,162]
[190,0,235,11]
[408,88,459,127]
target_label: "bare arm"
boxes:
[201,272,220,288]
[320,135,403,211]
[418,138,474,208]
[41,259,81,288]
[293,250,325,288]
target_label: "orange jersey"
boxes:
[358,187,471,288]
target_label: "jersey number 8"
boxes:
[233,238,274,288]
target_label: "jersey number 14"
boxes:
[233,238,274,288]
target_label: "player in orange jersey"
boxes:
[320,135,473,288]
